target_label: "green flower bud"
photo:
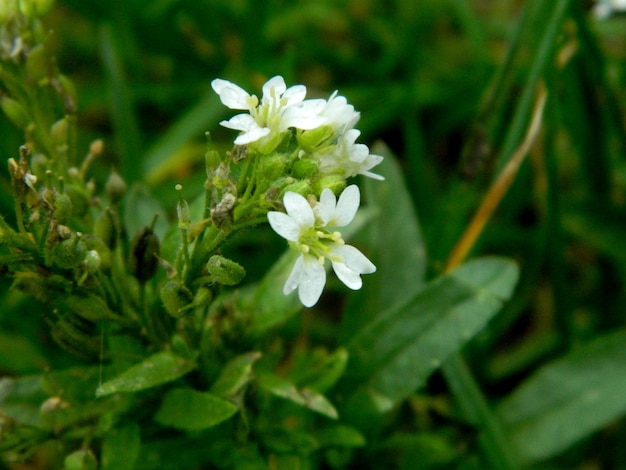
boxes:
[0,96,31,130]
[64,184,89,217]
[129,225,160,283]
[175,184,190,229]
[257,153,286,188]
[26,44,49,84]
[281,180,313,198]
[291,158,319,179]
[50,117,68,154]
[297,124,335,151]
[104,169,126,205]
[51,232,87,270]
[160,280,193,318]
[312,175,346,197]
[64,449,98,470]
[206,255,246,286]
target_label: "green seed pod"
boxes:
[291,157,319,180]
[281,180,313,199]
[129,226,160,283]
[104,169,126,205]
[193,285,213,309]
[50,117,68,152]
[52,191,72,224]
[160,280,193,318]
[207,255,246,286]
[63,449,98,470]
[93,207,119,250]
[312,175,346,197]
[82,235,111,272]
[0,96,31,130]
[51,233,87,270]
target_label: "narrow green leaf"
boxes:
[496,329,626,464]
[209,351,262,398]
[346,257,518,407]
[154,387,237,431]
[258,373,338,419]
[96,351,195,397]
[101,423,140,470]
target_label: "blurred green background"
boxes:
[2,0,626,468]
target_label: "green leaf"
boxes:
[345,143,427,330]
[496,329,626,464]
[317,425,366,448]
[346,257,518,408]
[96,351,195,397]
[154,387,238,431]
[100,423,140,470]
[258,373,338,419]
[209,351,262,398]
[0,333,47,373]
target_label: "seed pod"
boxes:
[160,280,193,318]
[51,233,87,270]
[0,96,31,130]
[93,207,119,250]
[129,225,160,283]
[257,153,286,188]
[52,191,72,225]
[297,124,334,151]
[104,169,126,205]
[281,180,313,198]
[207,255,246,286]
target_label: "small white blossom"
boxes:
[594,0,626,18]
[267,185,376,307]
[314,128,384,180]
[212,76,325,151]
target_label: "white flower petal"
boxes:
[282,85,307,107]
[332,244,376,274]
[332,185,360,227]
[297,256,326,307]
[284,254,306,294]
[331,261,362,290]
[283,191,315,228]
[212,79,253,110]
[316,188,337,226]
[219,113,257,132]
[268,212,301,242]
[234,127,271,145]
[262,76,287,99]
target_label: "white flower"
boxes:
[267,185,376,307]
[594,0,626,18]
[212,76,326,151]
[315,129,384,180]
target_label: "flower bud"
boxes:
[175,184,190,229]
[291,158,319,179]
[193,285,213,309]
[160,280,193,318]
[82,235,111,271]
[312,175,346,197]
[257,153,286,188]
[297,124,335,151]
[26,44,49,83]
[50,117,68,155]
[104,169,126,205]
[64,449,98,470]
[281,180,313,198]
[51,232,87,270]
[129,225,160,283]
[0,96,31,130]
[206,255,246,286]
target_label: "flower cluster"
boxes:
[212,75,381,306]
